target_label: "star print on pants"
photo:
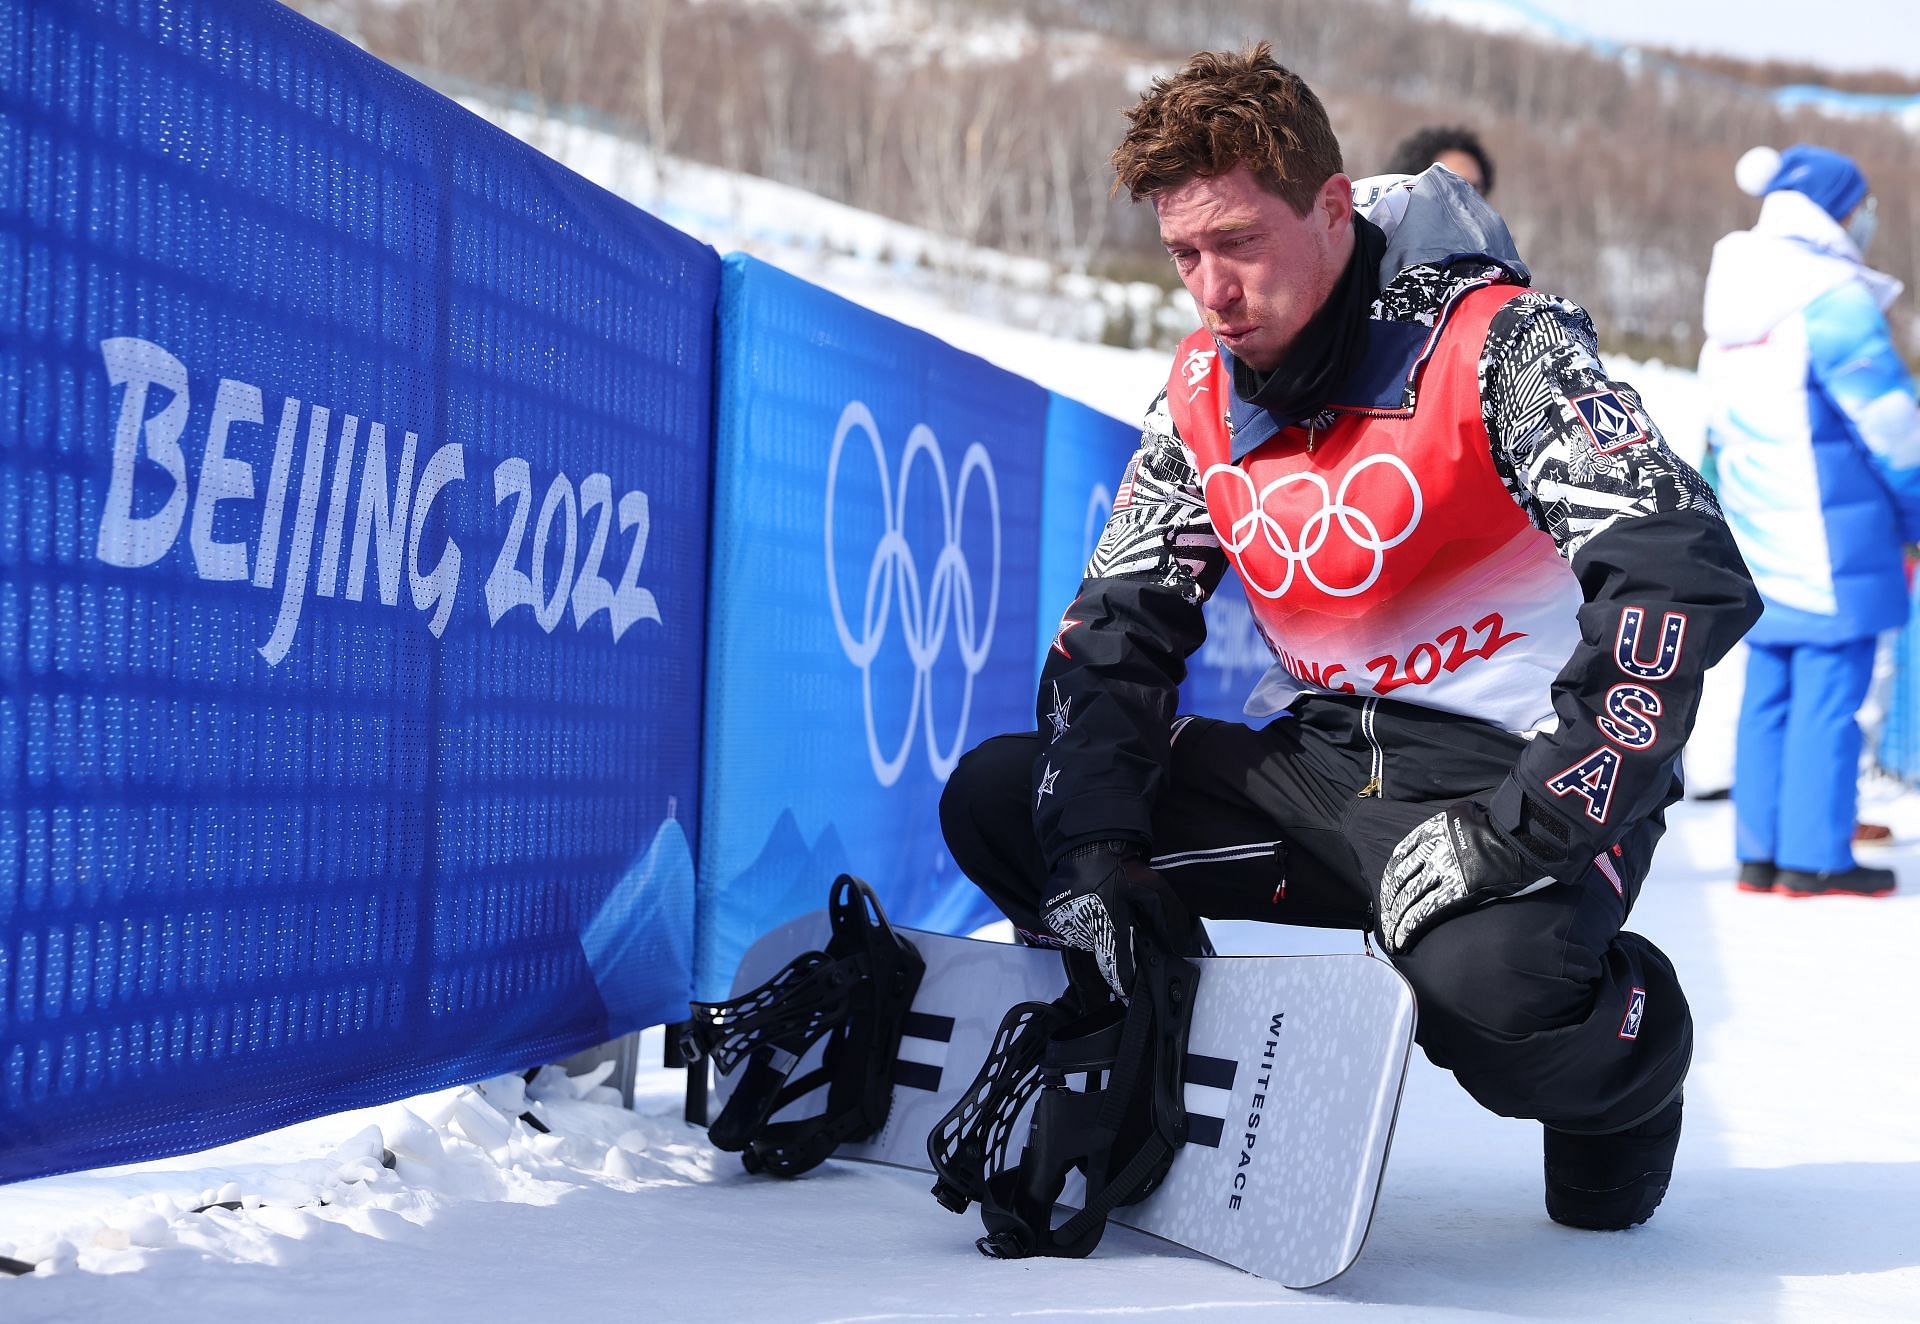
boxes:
[1036,761,1060,807]
[1046,681,1072,743]
[1051,615,1083,659]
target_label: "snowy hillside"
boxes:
[6,104,1918,1324]
[474,99,1713,463]
[468,101,1181,425]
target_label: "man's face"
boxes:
[1155,165,1355,374]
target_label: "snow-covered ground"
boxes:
[6,786,1918,1321]
[7,101,1917,1323]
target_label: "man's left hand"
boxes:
[1042,842,1190,999]
[1379,802,1550,953]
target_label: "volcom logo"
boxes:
[1619,987,1646,1040]
[1570,389,1649,454]
[1202,454,1423,601]
[825,401,1001,787]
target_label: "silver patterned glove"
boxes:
[1379,803,1550,953]
[1042,842,1189,999]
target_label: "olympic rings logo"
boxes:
[1200,454,1422,600]
[825,401,1002,787]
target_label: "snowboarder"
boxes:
[941,43,1761,1231]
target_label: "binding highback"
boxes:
[679,875,925,1177]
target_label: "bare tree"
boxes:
[303,0,1920,364]
[630,1,682,168]
[897,60,1030,248]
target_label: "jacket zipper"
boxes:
[1356,697,1384,798]
[1305,277,1500,427]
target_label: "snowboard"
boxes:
[709,910,1417,1289]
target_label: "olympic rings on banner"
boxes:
[825,401,1002,786]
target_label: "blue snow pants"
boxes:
[1734,636,1878,872]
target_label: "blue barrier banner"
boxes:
[1182,573,1274,723]
[1,0,714,1182]
[1034,392,1270,722]
[1879,582,1920,779]
[699,256,1045,996]
[1034,393,1139,688]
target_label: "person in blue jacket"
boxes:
[1700,143,1920,897]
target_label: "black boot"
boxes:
[1735,861,1776,893]
[1543,1093,1682,1230]
[1777,865,1896,898]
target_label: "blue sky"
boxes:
[1438,0,1920,78]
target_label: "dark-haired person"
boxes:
[1387,123,1495,197]
[941,45,1758,1230]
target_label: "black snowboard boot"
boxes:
[1776,865,1896,898]
[1735,861,1776,894]
[1543,1093,1683,1230]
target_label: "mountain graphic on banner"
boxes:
[582,814,697,1033]
[698,809,851,998]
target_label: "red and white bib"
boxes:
[1171,285,1582,734]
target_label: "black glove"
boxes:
[1041,842,1191,999]
[1378,802,1551,954]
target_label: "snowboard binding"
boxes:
[678,874,925,1178]
[927,939,1200,1260]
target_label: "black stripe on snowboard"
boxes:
[902,1011,955,1042]
[1186,1113,1226,1148]
[1184,1053,1237,1090]
[894,1059,943,1092]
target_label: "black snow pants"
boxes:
[939,696,1690,1135]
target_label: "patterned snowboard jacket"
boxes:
[1033,168,1760,882]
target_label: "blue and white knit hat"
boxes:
[1735,144,1869,222]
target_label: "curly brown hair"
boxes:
[1111,43,1343,216]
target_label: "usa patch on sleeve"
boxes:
[1570,389,1650,454]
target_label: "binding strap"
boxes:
[679,875,925,1177]
[928,937,1200,1259]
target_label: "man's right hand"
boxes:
[1042,842,1190,999]
[1378,801,1548,953]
